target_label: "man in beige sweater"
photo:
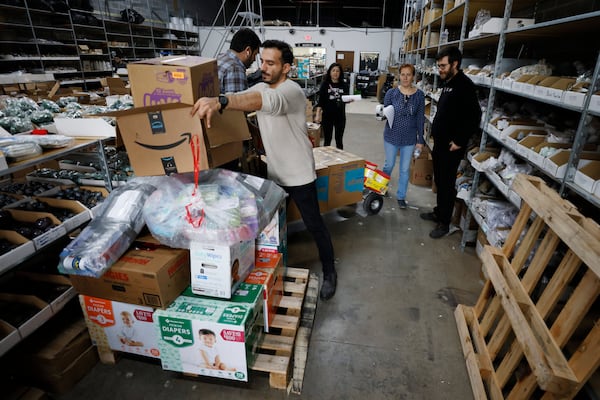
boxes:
[191,40,337,301]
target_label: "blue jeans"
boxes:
[383,140,414,200]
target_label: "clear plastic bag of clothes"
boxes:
[58,179,157,277]
[143,169,286,248]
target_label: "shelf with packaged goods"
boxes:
[0,138,112,357]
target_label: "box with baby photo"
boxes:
[79,295,161,359]
[154,292,263,381]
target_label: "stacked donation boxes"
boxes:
[65,56,287,382]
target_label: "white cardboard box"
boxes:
[514,135,546,159]
[574,160,600,194]
[54,118,116,138]
[79,295,161,359]
[589,94,600,113]
[190,240,255,299]
[562,91,585,108]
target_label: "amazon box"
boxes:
[128,56,218,107]
[114,103,251,176]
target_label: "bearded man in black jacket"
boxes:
[421,46,482,239]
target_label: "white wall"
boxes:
[198,26,404,72]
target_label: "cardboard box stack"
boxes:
[61,54,291,383]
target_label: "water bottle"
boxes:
[413,147,422,158]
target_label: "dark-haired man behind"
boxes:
[192,40,338,301]
[421,46,481,239]
[218,28,261,94]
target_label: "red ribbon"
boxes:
[185,134,204,228]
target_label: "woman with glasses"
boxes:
[382,63,425,209]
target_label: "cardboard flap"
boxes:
[132,55,215,67]
[203,110,252,147]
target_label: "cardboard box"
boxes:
[574,160,600,194]
[190,240,255,299]
[69,238,191,309]
[114,103,250,176]
[3,209,66,251]
[306,122,321,147]
[316,147,365,208]
[0,293,53,339]
[528,142,571,166]
[127,56,219,107]
[256,200,288,265]
[589,94,600,113]
[101,77,130,95]
[79,295,161,359]
[562,90,586,108]
[514,134,547,159]
[0,230,35,274]
[409,146,433,187]
[542,151,600,179]
[0,319,20,358]
[247,251,284,332]
[154,293,263,381]
[9,311,95,393]
[54,117,116,138]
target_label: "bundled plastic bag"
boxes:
[143,169,286,248]
[58,179,157,277]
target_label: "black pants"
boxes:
[322,112,346,149]
[432,143,465,226]
[282,180,336,276]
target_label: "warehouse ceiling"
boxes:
[202,0,406,28]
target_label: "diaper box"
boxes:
[190,239,255,299]
[79,295,160,359]
[154,293,263,381]
[245,251,284,332]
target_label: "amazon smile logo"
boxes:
[135,132,192,150]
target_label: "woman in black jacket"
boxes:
[315,63,350,149]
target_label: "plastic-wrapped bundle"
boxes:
[29,109,54,125]
[58,180,157,277]
[0,116,34,134]
[144,169,286,248]
[39,99,60,113]
[56,96,78,108]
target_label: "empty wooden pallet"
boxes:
[455,174,600,399]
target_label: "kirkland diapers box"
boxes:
[79,295,160,359]
[114,103,250,176]
[154,294,263,381]
[69,236,190,309]
[128,55,218,107]
[190,240,255,299]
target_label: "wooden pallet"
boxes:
[249,266,318,391]
[455,174,600,399]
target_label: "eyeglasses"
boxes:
[437,63,449,69]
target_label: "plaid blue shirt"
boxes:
[217,50,248,94]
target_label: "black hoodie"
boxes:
[431,70,481,148]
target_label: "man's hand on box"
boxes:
[191,97,219,128]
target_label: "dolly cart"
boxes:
[362,161,390,215]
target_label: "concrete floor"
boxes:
[57,99,484,400]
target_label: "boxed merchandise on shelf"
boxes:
[189,239,255,299]
[0,293,53,340]
[79,295,161,359]
[154,291,263,382]
[574,160,600,195]
[0,230,36,274]
[542,150,600,179]
[528,142,571,167]
[127,56,219,107]
[514,134,547,159]
[2,209,66,251]
[114,104,250,176]
[68,235,191,309]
